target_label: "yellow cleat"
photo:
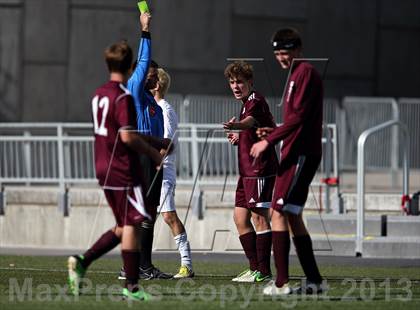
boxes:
[173,265,194,279]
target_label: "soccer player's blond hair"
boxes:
[157,68,171,97]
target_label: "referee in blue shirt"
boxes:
[121,11,171,280]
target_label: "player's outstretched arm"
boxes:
[223,116,256,131]
[120,130,163,167]
[127,12,152,114]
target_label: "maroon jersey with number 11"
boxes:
[92,81,141,187]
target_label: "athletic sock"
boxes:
[256,230,272,276]
[82,229,120,269]
[239,231,258,271]
[174,232,192,269]
[272,231,290,287]
[139,221,154,270]
[293,234,323,284]
[121,250,140,292]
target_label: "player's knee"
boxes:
[162,212,177,226]
[271,209,287,226]
[112,226,123,238]
[251,212,259,222]
[233,213,239,225]
[233,213,245,227]
[252,215,270,231]
[233,218,243,230]
[259,220,271,231]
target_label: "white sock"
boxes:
[174,232,192,269]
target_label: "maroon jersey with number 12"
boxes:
[92,81,141,187]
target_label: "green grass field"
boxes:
[1,255,419,309]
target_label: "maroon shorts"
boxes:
[235,175,276,209]
[272,154,321,214]
[104,185,156,227]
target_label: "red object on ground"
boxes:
[401,194,411,214]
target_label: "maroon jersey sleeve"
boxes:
[243,96,270,127]
[243,98,263,120]
[114,93,137,130]
[265,65,315,145]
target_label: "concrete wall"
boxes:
[0,0,419,122]
[1,187,419,258]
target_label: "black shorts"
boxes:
[272,154,321,214]
[139,154,163,220]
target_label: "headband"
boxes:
[272,38,301,50]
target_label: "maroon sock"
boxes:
[293,234,322,284]
[272,231,290,287]
[256,231,272,276]
[239,231,258,271]
[121,250,140,292]
[82,230,120,268]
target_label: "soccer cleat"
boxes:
[262,280,292,296]
[173,265,194,279]
[232,269,256,282]
[67,255,86,296]
[118,265,173,280]
[292,280,328,295]
[140,265,173,280]
[122,288,151,301]
[254,271,272,282]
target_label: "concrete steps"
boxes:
[309,236,420,259]
[305,214,420,237]
[305,214,420,258]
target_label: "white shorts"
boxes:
[157,180,176,213]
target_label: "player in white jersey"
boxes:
[151,68,194,278]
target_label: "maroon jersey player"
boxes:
[67,40,168,301]
[250,28,325,295]
[223,61,278,283]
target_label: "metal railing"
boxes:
[0,123,93,215]
[173,94,419,184]
[0,122,339,215]
[356,120,410,256]
[179,95,339,126]
[0,123,338,184]
[398,98,420,170]
[171,94,419,173]
[339,97,399,172]
[1,95,419,217]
